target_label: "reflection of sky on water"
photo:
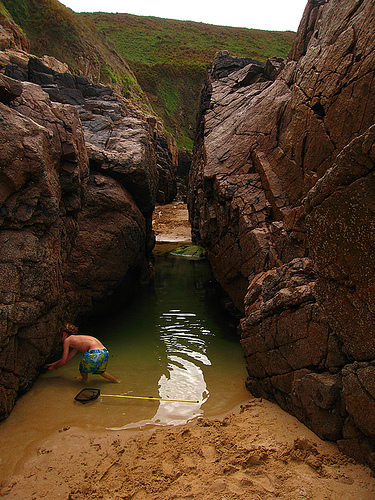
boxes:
[161,309,212,366]
[109,309,211,430]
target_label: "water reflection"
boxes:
[110,308,212,429]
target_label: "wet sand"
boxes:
[1,203,375,499]
[153,201,192,244]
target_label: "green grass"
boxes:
[1,0,28,24]
[158,78,179,118]
[3,0,79,43]
[86,13,294,68]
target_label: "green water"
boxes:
[0,250,250,479]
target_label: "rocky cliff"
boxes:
[0,8,177,419]
[188,0,375,467]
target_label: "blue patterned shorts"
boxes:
[79,349,109,374]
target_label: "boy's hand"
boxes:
[45,362,58,370]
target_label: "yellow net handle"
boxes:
[101,394,199,404]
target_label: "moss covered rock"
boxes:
[170,245,206,260]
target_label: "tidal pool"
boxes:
[0,247,250,479]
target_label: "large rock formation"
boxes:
[3,56,177,206]
[188,0,375,467]
[0,10,177,419]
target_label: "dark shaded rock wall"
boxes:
[188,0,375,468]
[0,14,177,419]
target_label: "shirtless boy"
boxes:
[46,323,119,383]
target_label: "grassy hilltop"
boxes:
[2,0,295,149]
[84,13,295,149]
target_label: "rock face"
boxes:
[188,0,375,467]
[0,18,176,419]
[4,56,177,206]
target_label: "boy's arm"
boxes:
[47,339,78,370]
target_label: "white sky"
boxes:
[59,0,308,32]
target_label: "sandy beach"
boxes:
[1,203,375,499]
[152,201,193,244]
[1,398,375,499]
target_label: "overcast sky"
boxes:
[59,0,307,32]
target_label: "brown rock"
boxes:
[63,173,148,316]
[188,0,375,466]
[0,73,21,103]
[0,68,171,419]
[342,363,375,438]
[305,126,375,361]
[0,9,177,420]
[291,371,344,441]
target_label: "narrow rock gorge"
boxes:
[1,0,374,473]
[0,7,176,419]
[188,0,375,467]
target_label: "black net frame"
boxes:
[74,388,101,404]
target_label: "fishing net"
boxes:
[74,388,200,404]
[74,388,100,404]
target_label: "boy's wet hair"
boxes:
[60,323,78,336]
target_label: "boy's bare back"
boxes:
[65,335,104,353]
